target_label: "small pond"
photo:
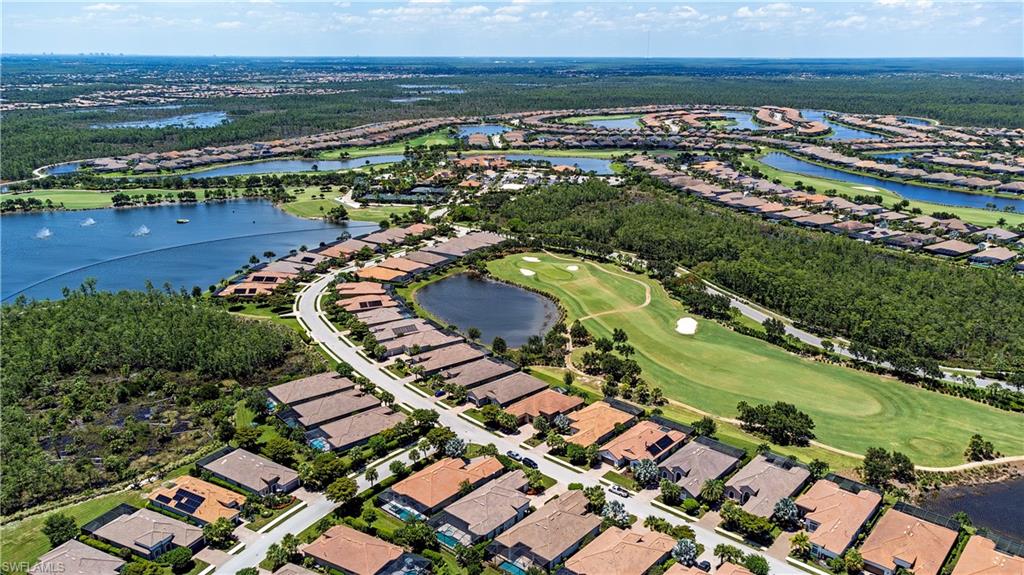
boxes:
[918,477,1024,540]
[92,111,230,129]
[587,116,642,130]
[414,273,559,347]
[499,154,614,175]
[458,124,510,137]
[719,111,760,131]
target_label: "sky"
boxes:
[2,1,1022,58]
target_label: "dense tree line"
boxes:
[483,179,1024,370]
[4,71,1022,179]
[0,284,319,513]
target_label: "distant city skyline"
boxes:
[3,1,1022,59]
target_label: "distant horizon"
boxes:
[4,1,1021,59]
[5,53,1024,60]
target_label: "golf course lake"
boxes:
[760,152,1024,211]
[458,124,509,137]
[1,200,374,301]
[587,116,642,130]
[91,111,230,129]
[720,111,760,131]
[918,477,1024,539]
[182,155,405,179]
[800,109,884,140]
[500,154,615,174]
[414,272,559,347]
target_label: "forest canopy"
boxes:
[0,285,319,514]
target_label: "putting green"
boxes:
[488,252,1024,467]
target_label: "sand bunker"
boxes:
[522,256,541,263]
[566,265,579,271]
[675,317,698,335]
[854,186,880,192]
[520,268,536,276]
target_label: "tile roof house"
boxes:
[385,457,504,516]
[91,507,204,560]
[724,453,811,518]
[489,490,602,572]
[302,524,429,575]
[200,448,300,496]
[339,293,401,312]
[286,390,381,429]
[716,563,756,575]
[148,475,245,525]
[795,478,882,559]
[29,540,126,575]
[950,535,1024,575]
[599,420,687,468]
[311,406,407,452]
[275,564,320,575]
[439,357,517,389]
[408,343,486,375]
[465,371,549,407]
[969,246,1018,265]
[267,373,356,407]
[431,470,531,547]
[352,307,410,327]
[924,239,981,258]
[860,509,958,575]
[336,281,388,297]
[382,329,463,357]
[319,238,378,259]
[562,527,676,575]
[658,436,743,499]
[565,401,636,447]
[505,388,585,424]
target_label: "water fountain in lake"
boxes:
[131,225,151,237]
[35,228,52,240]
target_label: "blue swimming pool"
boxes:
[309,438,330,451]
[436,531,461,549]
[499,561,529,575]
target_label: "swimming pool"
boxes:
[436,531,462,549]
[309,438,330,451]
[499,561,529,575]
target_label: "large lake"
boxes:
[414,273,559,347]
[587,116,642,130]
[918,477,1024,540]
[761,152,1024,211]
[92,111,230,129]
[458,124,509,137]
[182,155,405,179]
[1,200,374,301]
[720,111,760,131]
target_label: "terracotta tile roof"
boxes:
[924,239,979,256]
[148,475,245,524]
[391,457,504,510]
[302,524,403,575]
[564,527,675,575]
[951,536,1024,575]
[268,372,356,405]
[320,239,377,258]
[795,479,881,556]
[566,401,635,446]
[378,257,430,273]
[663,564,706,575]
[30,540,125,575]
[717,563,755,575]
[600,420,686,463]
[860,509,958,575]
[274,564,320,575]
[506,388,585,420]
[492,490,602,566]
[355,267,409,282]
[336,281,387,297]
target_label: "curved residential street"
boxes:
[209,271,801,575]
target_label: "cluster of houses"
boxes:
[81,117,462,174]
[629,155,1023,270]
[33,447,300,574]
[792,146,1018,192]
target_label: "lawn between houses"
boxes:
[487,252,1024,468]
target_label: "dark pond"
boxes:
[760,152,1024,211]
[900,117,934,126]
[1,200,374,301]
[588,116,641,130]
[500,154,614,175]
[414,273,559,347]
[918,477,1024,540]
[92,111,230,129]
[801,110,885,141]
[458,124,509,137]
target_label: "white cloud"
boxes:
[966,15,986,27]
[454,5,488,15]
[83,3,123,11]
[495,5,526,15]
[829,14,867,28]
[214,20,243,29]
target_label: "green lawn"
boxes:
[560,114,638,125]
[488,253,1024,467]
[278,186,419,221]
[319,130,456,159]
[1,188,214,211]
[740,154,1024,228]
[0,490,149,567]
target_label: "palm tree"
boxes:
[713,543,744,566]
[364,467,379,485]
[790,531,811,559]
[700,479,725,504]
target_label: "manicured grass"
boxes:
[740,154,1024,228]
[228,302,304,336]
[488,253,1024,467]
[0,490,149,567]
[244,497,302,532]
[460,148,627,159]
[1,188,214,211]
[603,470,638,491]
[278,186,419,221]
[561,114,638,125]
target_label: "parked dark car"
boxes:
[521,457,538,469]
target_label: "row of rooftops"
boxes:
[631,156,1022,268]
